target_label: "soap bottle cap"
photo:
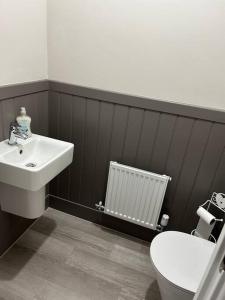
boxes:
[20,107,26,115]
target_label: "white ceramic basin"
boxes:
[0,134,74,191]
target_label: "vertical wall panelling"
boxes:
[70,96,87,203]
[94,102,115,205]
[0,102,4,140]
[108,104,129,162]
[48,91,60,139]
[135,110,160,169]
[170,120,212,230]
[48,91,61,198]
[48,81,225,239]
[164,117,194,213]
[150,113,177,174]
[79,99,101,207]
[210,146,225,249]
[211,149,225,193]
[121,107,144,166]
[181,123,225,232]
[70,96,87,204]
[56,94,73,199]
[38,91,49,136]
[1,80,224,249]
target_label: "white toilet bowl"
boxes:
[150,231,215,300]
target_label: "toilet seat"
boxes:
[150,231,215,293]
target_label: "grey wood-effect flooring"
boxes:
[0,208,161,300]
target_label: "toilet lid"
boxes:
[150,231,215,293]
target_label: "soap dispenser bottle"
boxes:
[16,107,32,137]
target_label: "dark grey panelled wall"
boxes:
[1,80,225,254]
[48,81,225,240]
[0,81,48,255]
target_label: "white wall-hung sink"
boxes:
[0,134,74,219]
[0,134,74,191]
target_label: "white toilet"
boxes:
[150,231,215,300]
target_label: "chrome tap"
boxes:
[8,122,28,145]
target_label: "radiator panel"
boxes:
[104,162,171,230]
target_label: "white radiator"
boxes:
[104,162,171,230]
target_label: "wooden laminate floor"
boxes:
[0,208,161,300]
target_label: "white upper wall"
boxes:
[47,0,225,110]
[1,1,225,110]
[0,0,47,86]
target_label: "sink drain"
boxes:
[25,163,37,167]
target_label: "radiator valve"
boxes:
[156,214,170,232]
[95,201,105,211]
